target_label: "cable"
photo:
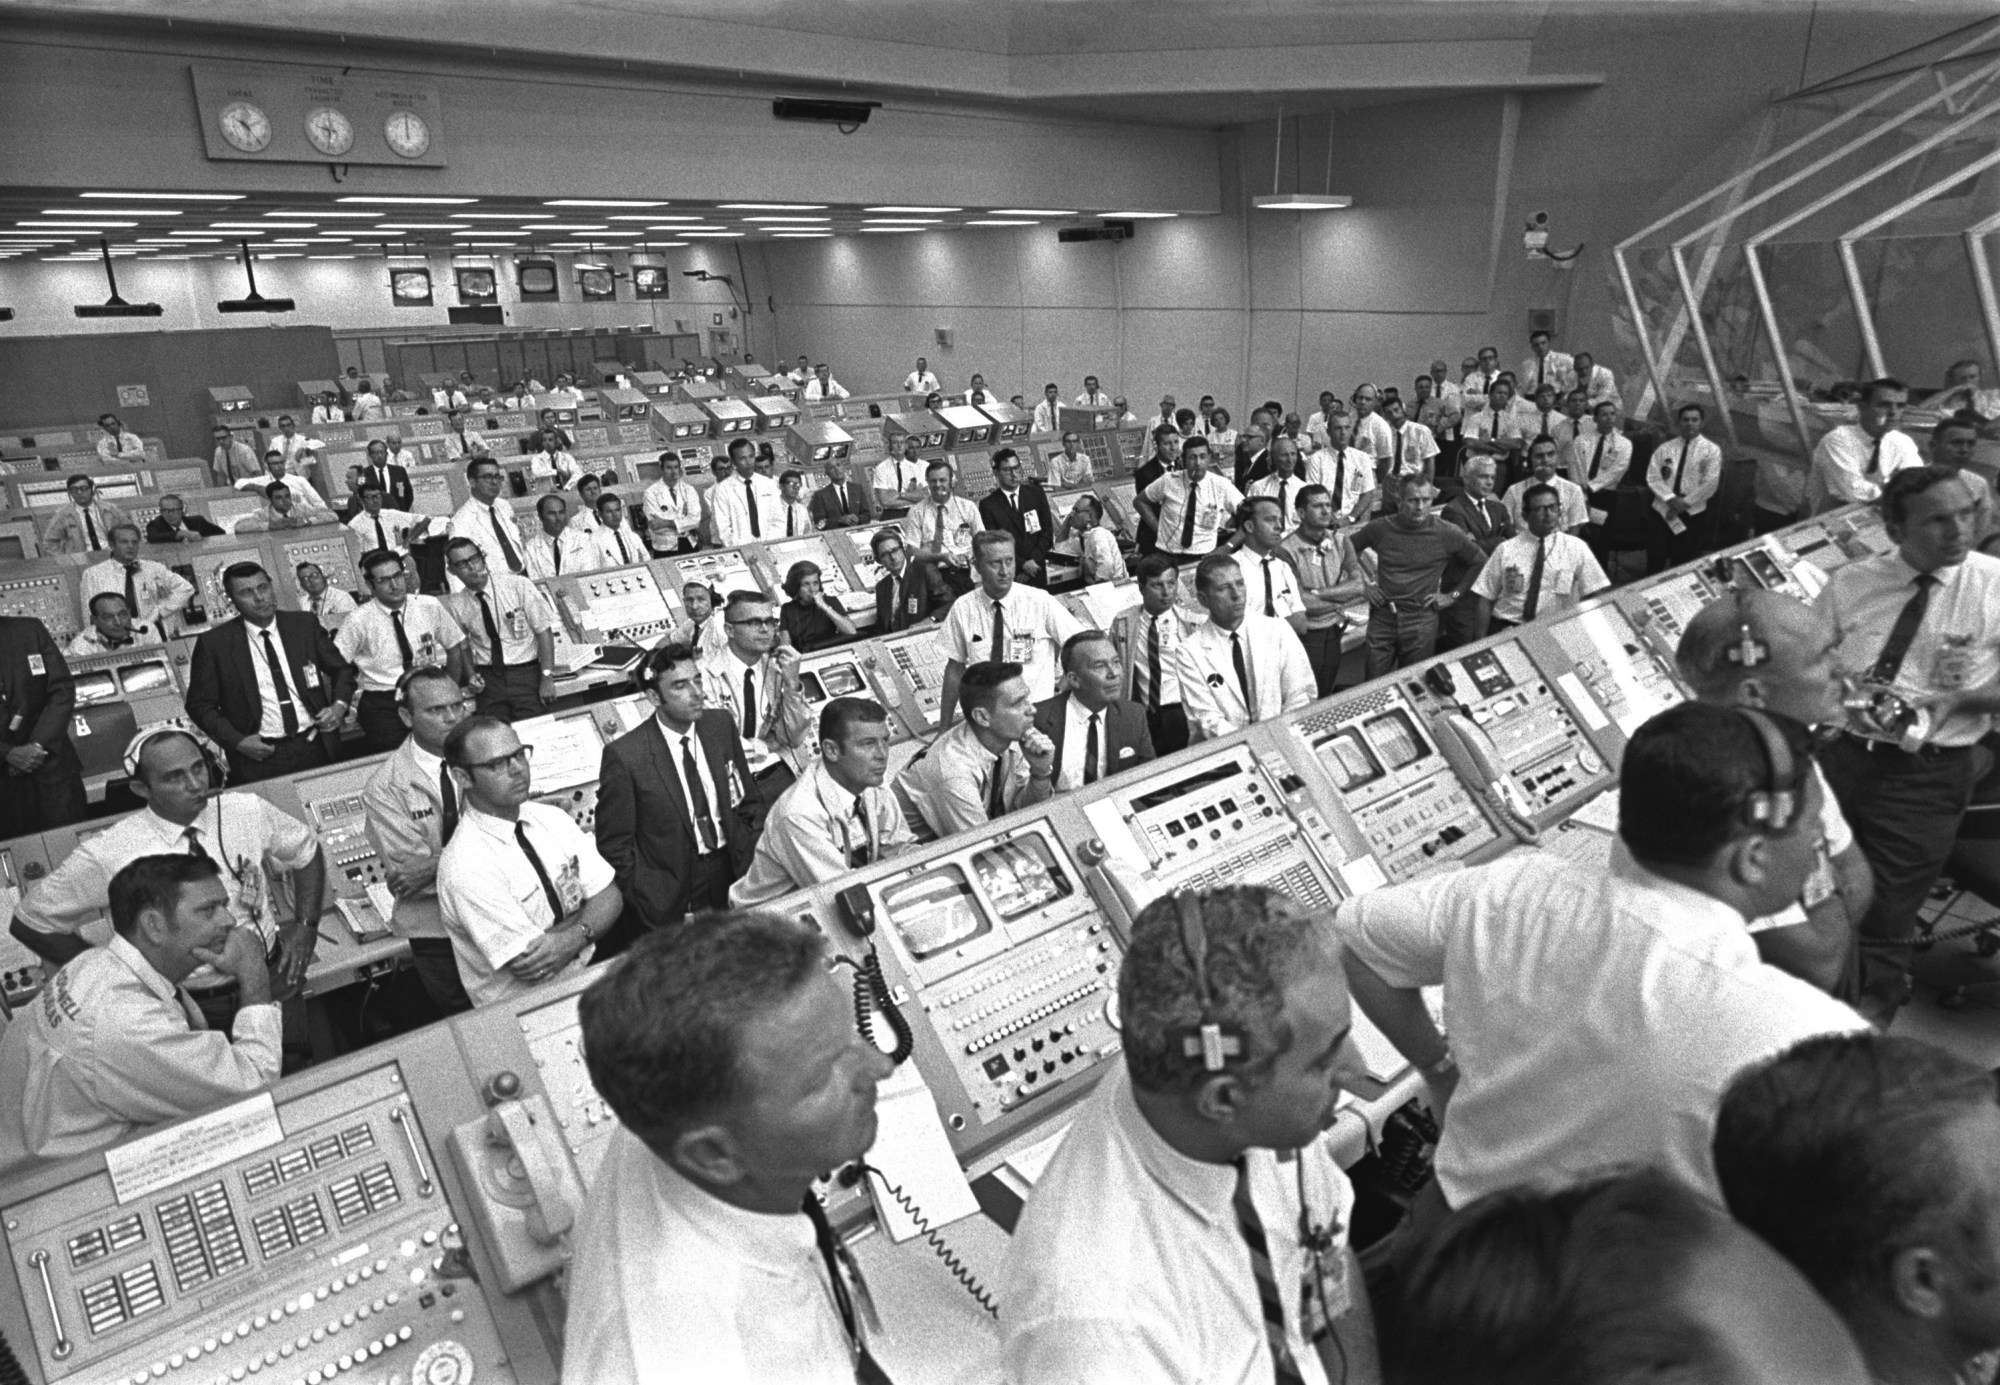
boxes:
[835,950,914,1064]
[856,1160,999,1320]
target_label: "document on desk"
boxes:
[864,1063,981,1241]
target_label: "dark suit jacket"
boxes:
[145,515,225,543]
[1441,493,1514,589]
[808,481,876,531]
[1132,455,1167,552]
[979,481,1056,568]
[361,463,415,514]
[875,565,952,633]
[185,610,357,757]
[595,710,761,931]
[1033,693,1156,785]
[0,617,77,757]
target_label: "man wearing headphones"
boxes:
[1002,886,1380,1384]
[10,725,328,1030]
[1333,703,1865,1224]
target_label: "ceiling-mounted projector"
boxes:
[74,239,162,318]
[218,240,296,314]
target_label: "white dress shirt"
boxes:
[710,473,786,546]
[1047,450,1096,488]
[1230,548,1305,621]
[1175,615,1316,741]
[348,507,425,557]
[1380,420,1439,476]
[1461,408,1522,454]
[938,584,1085,702]
[563,1127,860,1385]
[1033,400,1065,433]
[1520,350,1575,396]
[1334,851,1866,1206]
[656,719,727,856]
[236,472,330,512]
[335,594,466,693]
[529,448,583,489]
[305,586,358,633]
[594,522,647,570]
[67,621,161,656]
[1144,472,1246,557]
[435,802,613,1007]
[901,496,983,565]
[1001,1068,1356,1385]
[309,404,344,424]
[1471,531,1609,624]
[1647,434,1725,516]
[0,936,283,1182]
[13,794,320,958]
[1113,606,1192,708]
[872,455,930,501]
[731,759,914,906]
[361,738,454,941]
[1074,389,1112,407]
[1822,547,2000,747]
[387,446,421,472]
[444,573,554,668]
[895,721,1034,838]
[1348,411,1394,463]
[96,431,148,463]
[237,613,317,740]
[1055,696,1115,789]
[642,479,705,549]
[1501,475,1591,532]
[903,369,941,393]
[524,525,601,579]
[1564,430,1632,494]
[1302,447,1376,524]
[80,557,194,629]
[803,378,850,401]
[1575,364,1618,405]
[448,496,530,575]
[1805,424,1923,515]
[699,649,801,774]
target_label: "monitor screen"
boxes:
[1364,711,1427,771]
[518,262,558,296]
[1318,729,1383,791]
[883,865,990,961]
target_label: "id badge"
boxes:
[1024,511,1042,534]
[302,665,322,690]
[1934,637,1973,692]
[504,609,529,640]
[1010,632,1035,664]
[26,655,44,677]
[555,857,583,913]
[906,597,920,616]
[1502,565,1526,596]
[1299,1239,1351,1342]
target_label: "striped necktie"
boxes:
[1234,1159,1306,1385]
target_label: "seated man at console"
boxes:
[1333,703,1865,1220]
[731,697,915,906]
[895,660,1056,839]
[1176,551,1317,741]
[435,716,621,1007]
[1002,885,1379,1384]
[0,855,284,1181]
[565,912,897,1382]
[145,493,224,544]
[237,481,335,533]
[1715,1033,2000,1385]
[1389,1167,1871,1385]
[66,592,159,655]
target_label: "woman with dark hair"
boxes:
[778,561,856,653]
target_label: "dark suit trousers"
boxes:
[1146,703,1190,757]
[0,741,86,837]
[595,851,733,959]
[228,733,330,785]
[475,663,545,722]
[1299,626,1345,696]
[356,691,409,754]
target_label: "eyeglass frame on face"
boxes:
[464,743,534,774]
[728,615,780,629]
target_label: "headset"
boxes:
[1715,572,1772,672]
[122,720,228,789]
[1171,892,1249,1073]
[1735,706,1805,835]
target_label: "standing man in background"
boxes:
[80,524,193,635]
[336,549,471,752]
[1138,435,1243,565]
[1647,403,1725,574]
[0,616,85,836]
[699,591,812,822]
[1350,475,1487,677]
[441,539,559,722]
[978,448,1056,587]
[1283,485,1365,695]
[901,459,983,595]
[361,437,417,512]
[871,528,952,633]
[710,437,785,547]
[807,454,876,531]
[935,531,1084,728]
[1470,483,1610,636]
[903,357,941,394]
[1521,328,1573,398]
[1111,556,1195,756]
[210,424,261,485]
[449,457,530,578]
[1803,377,1922,518]
[1176,552,1317,741]
[524,494,599,579]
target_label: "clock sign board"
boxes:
[191,62,446,167]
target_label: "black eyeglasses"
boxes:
[464,744,533,773]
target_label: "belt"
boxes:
[1840,730,1972,761]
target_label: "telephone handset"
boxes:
[446,1072,587,1293]
[835,884,915,1064]
[861,652,906,711]
[1433,713,1539,844]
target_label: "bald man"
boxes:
[1663,590,1875,995]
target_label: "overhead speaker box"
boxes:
[772,97,880,126]
[1057,220,1134,244]
[76,300,163,319]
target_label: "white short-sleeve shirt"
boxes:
[435,802,614,1007]
[937,584,1085,701]
[335,594,466,693]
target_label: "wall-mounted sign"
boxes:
[455,266,497,303]
[116,384,150,408]
[712,312,724,327]
[192,62,446,167]
[390,267,433,306]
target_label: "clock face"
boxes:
[305,106,355,157]
[384,111,431,159]
[219,101,272,153]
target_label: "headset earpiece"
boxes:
[1171,893,1247,1073]
[1722,585,1770,669]
[1736,707,1800,834]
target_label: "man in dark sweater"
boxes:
[1348,474,1487,678]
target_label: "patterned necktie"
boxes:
[260,629,302,736]
[1083,712,1101,785]
[184,826,210,860]
[1521,538,1547,622]
[514,821,566,923]
[1233,1159,1306,1385]
[682,734,719,853]
[490,504,524,573]
[746,477,761,537]
[1871,573,1939,683]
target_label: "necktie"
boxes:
[1588,433,1607,483]
[986,752,1009,819]
[989,597,1008,665]
[1145,616,1163,712]
[123,563,140,619]
[742,667,759,739]
[438,764,459,846]
[184,826,210,860]
[682,734,720,853]
[614,530,632,565]
[1332,454,1346,512]
[1179,479,1199,550]
[787,506,797,537]
[1536,356,1546,391]
[932,505,946,548]
[834,484,846,516]
[1672,441,1693,495]
[84,508,101,550]
[801,1193,892,1385]
[1262,558,1277,616]
[260,629,301,736]
[1865,435,1883,477]
[374,517,388,551]
[1870,574,1939,684]
[514,821,567,923]
[478,591,505,670]
[1277,478,1290,519]
[746,478,761,537]
[490,504,524,573]
[849,795,873,868]
[1233,1160,1307,1385]
[1083,712,1101,785]
[552,537,563,574]
[1521,538,1547,622]
[390,608,414,670]
[1392,425,1403,474]
[1231,632,1255,720]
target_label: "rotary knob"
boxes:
[412,1339,475,1385]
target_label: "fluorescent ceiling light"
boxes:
[271,240,315,246]
[42,208,181,217]
[258,253,303,259]
[337,196,478,205]
[373,222,469,230]
[664,226,726,233]
[545,199,667,208]
[590,230,641,237]
[166,235,225,241]
[456,213,552,220]
[770,231,831,237]
[990,209,1077,216]
[215,221,313,229]
[308,255,358,260]
[639,216,705,223]
[1253,194,1355,211]
[280,210,383,219]
[742,216,830,223]
[1105,211,1177,219]
[452,229,518,235]
[861,227,923,233]
[27,220,136,228]
[964,219,1036,226]
[649,241,689,248]
[864,218,939,225]
[458,241,519,247]
[866,206,960,213]
[720,203,826,210]
[537,223,608,232]
[82,191,242,201]
[681,231,743,237]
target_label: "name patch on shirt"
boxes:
[1935,636,1974,691]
